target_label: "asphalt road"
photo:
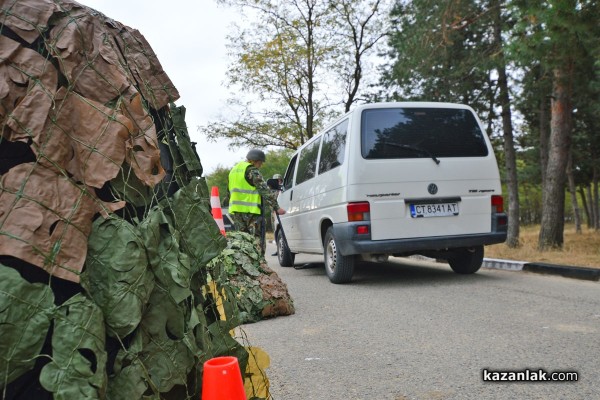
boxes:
[240,243,600,400]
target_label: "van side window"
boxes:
[283,154,297,190]
[295,138,320,185]
[319,119,348,174]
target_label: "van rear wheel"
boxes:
[448,246,484,274]
[277,229,295,267]
[324,228,355,283]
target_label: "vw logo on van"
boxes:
[427,183,438,195]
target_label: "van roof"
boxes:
[352,101,472,111]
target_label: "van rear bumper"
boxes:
[332,222,507,256]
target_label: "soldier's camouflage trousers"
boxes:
[230,212,266,254]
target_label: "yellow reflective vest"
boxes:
[228,161,261,215]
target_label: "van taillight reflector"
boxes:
[347,202,370,222]
[491,195,504,213]
[356,225,369,235]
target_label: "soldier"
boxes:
[269,173,284,256]
[228,149,286,254]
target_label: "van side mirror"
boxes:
[266,178,283,191]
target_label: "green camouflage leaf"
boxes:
[240,259,261,277]
[206,232,272,324]
[105,361,149,400]
[230,276,267,324]
[110,163,154,208]
[169,177,227,267]
[205,320,249,369]
[170,104,203,176]
[81,216,155,338]
[141,208,193,304]
[0,265,55,388]
[133,286,197,393]
[40,294,107,400]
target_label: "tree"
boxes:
[381,1,494,106]
[490,0,520,247]
[259,148,295,183]
[570,4,600,231]
[511,0,600,249]
[329,0,390,112]
[381,0,521,247]
[204,0,391,150]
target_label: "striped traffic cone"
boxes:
[211,186,226,236]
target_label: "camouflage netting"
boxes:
[208,231,295,325]
[0,1,293,399]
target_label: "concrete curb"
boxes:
[483,258,600,282]
[410,256,599,282]
[522,262,600,282]
[482,258,526,271]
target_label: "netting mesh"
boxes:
[0,1,290,399]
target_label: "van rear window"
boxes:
[361,108,489,159]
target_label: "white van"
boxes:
[275,102,507,283]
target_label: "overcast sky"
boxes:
[83,0,248,174]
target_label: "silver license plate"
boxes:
[410,203,459,218]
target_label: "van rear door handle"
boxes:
[290,190,293,201]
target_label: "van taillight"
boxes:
[491,195,504,213]
[347,202,370,221]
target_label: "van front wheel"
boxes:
[324,228,355,284]
[277,229,295,267]
[448,246,484,274]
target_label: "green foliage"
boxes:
[207,0,390,150]
[202,112,309,151]
[206,165,232,206]
[508,0,600,179]
[381,0,600,242]
[509,182,584,226]
[260,148,294,184]
[381,0,496,114]
[508,0,596,71]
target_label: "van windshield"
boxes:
[361,107,489,159]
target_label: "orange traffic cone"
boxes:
[202,356,247,400]
[211,186,226,236]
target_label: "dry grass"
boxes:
[485,224,600,269]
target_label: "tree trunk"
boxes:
[499,71,520,247]
[492,0,519,248]
[593,167,599,230]
[538,66,573,250]
[579,186,591,228]
[539,93,551,187]
[586,184,595,228]
[566,153,581,233]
